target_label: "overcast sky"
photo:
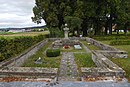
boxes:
[0,0,45,28]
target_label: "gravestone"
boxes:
[74,45,82,50]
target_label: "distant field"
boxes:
[0,31,49,38]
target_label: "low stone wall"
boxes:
[86,37,128,58]
[81,37,126,78]
[0,39,48,67]
[98,50,128,58]
[92,51,124,70]
[89,50,125,77]
[81,68,125,78]
[0,67,58,78]
[48,37,86,41]
[86,37,117,51]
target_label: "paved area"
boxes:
[0,81,130,87]
[59,52,78,81]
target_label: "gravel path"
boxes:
[58,52,78,81]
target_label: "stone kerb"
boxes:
[0,39,48,67]
[81,37,126,79]
[82,51,125,78]
[0,67,58,78]
[92,51,124,71]
[48,37,86,41]
[86,37,118,51]
[81,67,125,77]
[86,37,128,58]
[0,39,59,79]
[97,50,128,58]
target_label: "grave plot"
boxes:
[22,41,61,68]
[80,37,127,82]
[0,39,59,82]
[52,39,85,52]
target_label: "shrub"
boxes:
[94,36,129,41]
[46,49,60,57]
[49,27,64,38]
[0,35,45,62]
[110,40,130,45]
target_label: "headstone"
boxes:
[35,57,42,64]
[74,45,82,49]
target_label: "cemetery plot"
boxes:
[22,42,61,68]
[100,41,130,82]
[0,37,129,82]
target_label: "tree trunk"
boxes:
[82,19,88,37]
[82,28,87,37]
[109,19,112,35]
[124,22,128,36]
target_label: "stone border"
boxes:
[86,37,128,58]
[0,67,58,78]
[81,67,125,78]
[0,39,48,67]
[0,37,127,80]
[81,37,127,79]
[0,39,58,79]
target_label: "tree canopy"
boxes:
[32,0,130,36]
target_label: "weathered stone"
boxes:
[0,67,58,78]
[86,37,128,58]
[0,39,48,67]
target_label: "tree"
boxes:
[32,0,77,29]
[32,0,130,36]
[64,16,82,36]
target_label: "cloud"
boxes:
[0,0,45,28]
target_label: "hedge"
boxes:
[94,36,129,41]
[110,40,130,45]
[46,49,60,57]
[0,35,45,62]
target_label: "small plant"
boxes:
[46,49,60,57]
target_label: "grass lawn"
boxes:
[100,41,111,45]
[81,41,100,50]
[98,38,130,81]
[22,41,61,68]
[110,45,130,81]
[74,53,96,68]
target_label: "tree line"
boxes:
[32,0,130,37]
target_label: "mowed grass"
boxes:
[99,38,130,81]
[0,31,49,38]
[81,41,100,50]
[22,41,61,68]
[74,53,96,68]
[110,45,130,81]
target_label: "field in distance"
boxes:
[0,31,49,38]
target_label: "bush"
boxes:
[46,49,60,57]
[0,35,45,62]
[110,40,130,45]
[94,36,129,41]
[49,27,64,38]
